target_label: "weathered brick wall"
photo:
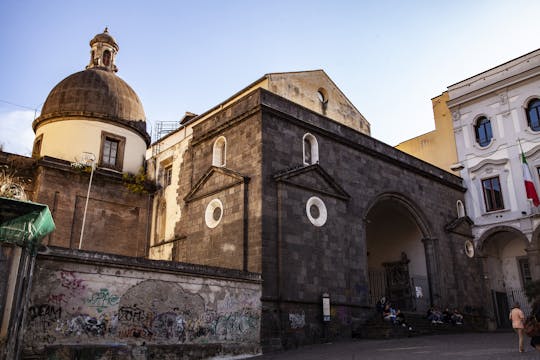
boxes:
[32,159,150,257]
[0,153,151,258]
[23,247,261,359]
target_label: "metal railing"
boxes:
[507,288,532,317]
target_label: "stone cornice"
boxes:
[447,65,540,109]
[38,246,262,283]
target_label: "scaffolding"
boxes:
[152,121,181,156]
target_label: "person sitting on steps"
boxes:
[451,308,464,325]
[427,306,443,324]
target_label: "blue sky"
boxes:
[1,0,540,156]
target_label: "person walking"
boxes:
[510,302,525,352]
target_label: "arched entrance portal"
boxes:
[478,227,530,328]
[365,194,430,313]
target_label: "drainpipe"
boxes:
[276,182,283,339]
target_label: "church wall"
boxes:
[23,247,261,359]
[32,159,150,257]
[36,119,147,174]
[258,89,487,348]
[172,91,264,273]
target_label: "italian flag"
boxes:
[522,152,540,207]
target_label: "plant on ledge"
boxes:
[0,165,28,200]
[122,167,155,194]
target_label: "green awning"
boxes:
[0,197,56,253]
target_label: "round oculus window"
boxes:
[205,199,223,228]
[464,240,475,258]
[306,196,327,227]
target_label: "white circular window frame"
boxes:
[464,240,475,258]
[306,196,327,227]
[205,198,223,229]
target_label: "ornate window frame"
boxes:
[525,98,540,132]
[473,115,494,148]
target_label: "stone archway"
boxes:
[364,193,432,313]
[477,226,530,327]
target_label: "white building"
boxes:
[447,49,540,327]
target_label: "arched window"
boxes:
[474,116,493,147]
[526,98,540,131]
[103,50,111,66]
[456,200,466,218]
[303,133,319,165]
[212,136,226,167]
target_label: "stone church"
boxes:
[1,29,488,357]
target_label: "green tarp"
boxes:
[0,197,55,253]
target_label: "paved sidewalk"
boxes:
[247,332,540,360]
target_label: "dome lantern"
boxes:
[87,27,119,72]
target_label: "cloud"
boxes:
[0,110,35,156]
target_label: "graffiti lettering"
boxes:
[59,271,86,292]
[47,293,68,307]
[87,288,120,313]
[288,312,305,329]
[118,305,146,322]
[29,304,62,321]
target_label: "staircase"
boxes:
[353,312,479,339]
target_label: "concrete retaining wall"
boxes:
[22,247,262,359]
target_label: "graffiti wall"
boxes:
[23,249,261,358]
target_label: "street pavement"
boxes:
[246,332,540,360]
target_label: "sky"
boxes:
[1,0,540,156]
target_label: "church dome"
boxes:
[33,29,150,144]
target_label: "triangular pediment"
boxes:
[184,166,249,203]
[273,164,349,200]
[445,216,474,238]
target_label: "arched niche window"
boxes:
[456,200,466,218]
[103,50,111,67]
[526,98,540,132]
[303,133,319,165]
[474,116,493,147]
[212,136,227,167]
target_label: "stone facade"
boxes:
[446,48,540,326]
[22,247,261,359]
[148,87,487,350]
[258,90,484,348]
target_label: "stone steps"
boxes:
[353,312,477,339]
